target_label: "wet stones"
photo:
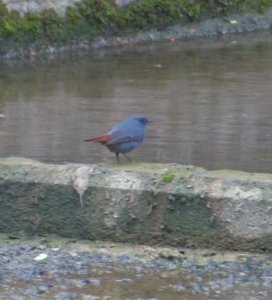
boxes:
[0,238,272,299]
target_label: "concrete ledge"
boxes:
[0,157,272,251]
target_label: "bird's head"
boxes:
[130,115,151,126]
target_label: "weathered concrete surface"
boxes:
[0,157,272,251]
[2,0,134,16]
[2,0,81,16]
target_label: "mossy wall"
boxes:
[0,0,271,53]
[0,157,272,251]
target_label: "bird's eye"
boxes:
[135,116,148,124]
[140,118,146,123]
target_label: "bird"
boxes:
[84,114,150,163]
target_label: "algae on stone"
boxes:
[0,0,271,54]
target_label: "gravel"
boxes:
[0,235,272,299]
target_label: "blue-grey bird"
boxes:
[84,114,150,162]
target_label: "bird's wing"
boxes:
[106,130,143,146]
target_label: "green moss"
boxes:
[212,0,272,15]
[0,0,271,51]
[161,170,175,184]
[164,196,218,243]
[120,0,185,30]
[18,13,42,41]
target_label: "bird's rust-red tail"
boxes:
[84,134,110,144]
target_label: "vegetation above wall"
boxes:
[0,0,271,51]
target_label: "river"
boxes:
[0,32,271,172]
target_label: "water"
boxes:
[0,32,271,172]
[1,237,272,300]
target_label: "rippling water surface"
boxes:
[0,32,271,172]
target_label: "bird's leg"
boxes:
[123,153,132,162]
[115,152,120,163]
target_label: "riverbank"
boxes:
[0,0,272,59]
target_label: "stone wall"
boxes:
[2,0,80,16]
[0,157,272,251]
[2,0,135,16]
